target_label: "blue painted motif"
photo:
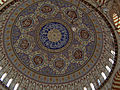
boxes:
[17,53,30,66]
[12,25,21,44]
[86,41,95,58]
[40,22,69,50]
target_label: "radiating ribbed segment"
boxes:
[112,69,120,90]
[118,17,120,34]
[113,13,120,34]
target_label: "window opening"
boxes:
[106,65,111,72]
[14,83,19,90]
[109,58,114,64]
[97,79,101,86]
[0,73,7,81]
[101,72,107,80]
[90,83,95,90]
[111,50,115,55]
[0,66,2,71]
[6,78,13,87]
[84,87,87,90]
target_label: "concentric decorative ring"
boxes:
[36,19,73,53]
[40,22,69,49]
[3,0,106,84]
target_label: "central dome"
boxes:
[3,0,118,86]
[8,0,100,82]
[4,0,101,83]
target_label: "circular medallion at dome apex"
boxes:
[36,19,73,53]
[3,0,107,84]
[40,22,69,50]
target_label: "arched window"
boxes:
[90,83,95,90]
[101,72,107,80]
[84,87,87,90]
[111,50,115,55]
[14,83,19,90]
[0,73,7,81]
[109,58,114,64]
[6,78,13,87]
[97,79,101,86]
[113,13,120,34]
[106,65,111,72]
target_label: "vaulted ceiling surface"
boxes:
[0,0,120,90]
